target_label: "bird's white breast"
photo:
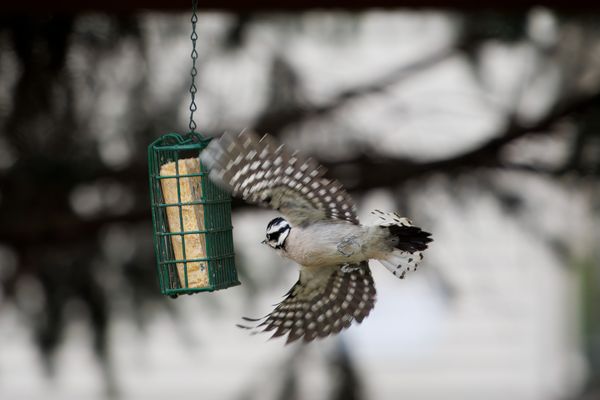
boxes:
[283,221,372,267]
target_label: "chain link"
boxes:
[188,0,199,133]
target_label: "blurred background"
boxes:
[1,1,599,400]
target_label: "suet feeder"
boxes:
[148,132,239,296]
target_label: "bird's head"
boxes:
[262,217,291,250]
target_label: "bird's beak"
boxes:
[261,240,267,245]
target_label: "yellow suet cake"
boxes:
[159,158,209,288]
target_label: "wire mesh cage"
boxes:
[148,132,239,296]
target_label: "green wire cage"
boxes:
[148,132,239,296]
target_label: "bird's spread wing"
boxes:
[201,131,358,226]
[238,262,376,344]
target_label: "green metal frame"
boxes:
[148,132,239,296]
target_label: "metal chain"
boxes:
[188,0,199,134]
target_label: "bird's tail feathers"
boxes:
[371,210,432,279]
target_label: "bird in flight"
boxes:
[201,132,432,344]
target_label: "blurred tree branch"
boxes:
[324,91,600,189]
[2,90,599,247]
[254,45,464,135]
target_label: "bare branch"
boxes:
[325,92,600,190]
[253,45,462,135]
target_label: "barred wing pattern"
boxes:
[201,132,358,226]
[239,262,376,344]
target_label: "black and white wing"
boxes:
[239,262,376,344]
[201,131,358,226]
